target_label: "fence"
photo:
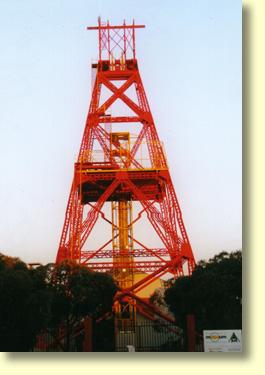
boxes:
[114,319,183,352]
[33,317,204,352]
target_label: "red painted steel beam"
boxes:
[99,116,141,123]
[87,25,145,30]
[80,248,169,259]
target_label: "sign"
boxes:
[203,330,242,352]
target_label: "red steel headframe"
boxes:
[56,18,196,307]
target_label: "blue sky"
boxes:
[0,0,241,264]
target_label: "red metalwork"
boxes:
[56,18,195,312]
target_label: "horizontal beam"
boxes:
[99,116,141,123]
[81,248,169,259]
[87,261,167,267]
[83,260,173,273]
[87,25,145,30]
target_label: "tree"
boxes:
[0,254,49,351]
[164,251,242,332]
[0,254,117,352]
[46,260,117,351]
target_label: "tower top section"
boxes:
[87,17,145,61]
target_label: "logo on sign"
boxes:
[206,333,226,342]
[229,332,240,343]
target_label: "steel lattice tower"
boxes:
[56,18,196,324]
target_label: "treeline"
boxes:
[152,250,242,333]
[0,254,117,352]
[0,250,242,352]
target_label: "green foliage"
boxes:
[44,260,117,351]
[50,260,117,321]
[0,254,117,352]
[0,254,49,351]
[165,251,242,331]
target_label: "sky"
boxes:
[0,0,242,265]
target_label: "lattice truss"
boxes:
[56,18,195,300]
[99,19,135,60]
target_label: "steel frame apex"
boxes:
[87,17,145,61]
